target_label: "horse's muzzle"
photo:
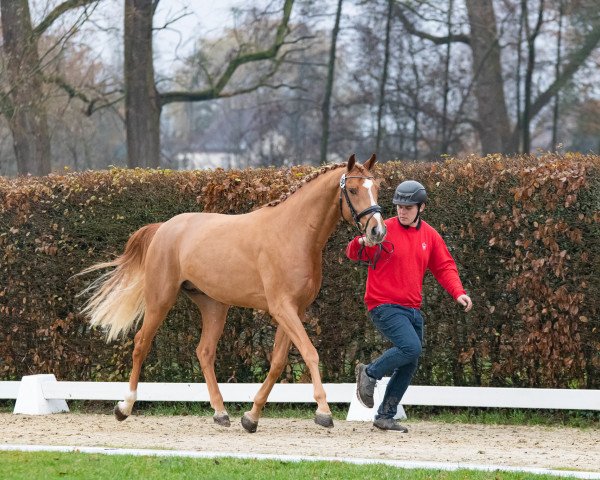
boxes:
[367,224,387,245]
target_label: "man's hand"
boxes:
[457,294,473,312]
[358,236,376,247]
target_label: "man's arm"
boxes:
[428,234,472,311]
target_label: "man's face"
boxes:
[396,204,423,226]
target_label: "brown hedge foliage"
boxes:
[0,154,598,388]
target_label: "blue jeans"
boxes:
[365,304,423,419]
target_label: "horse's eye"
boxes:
[349,188,358,195]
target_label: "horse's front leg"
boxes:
[265,302,334,429]
[191,294,230,426]
[242,325,292,433]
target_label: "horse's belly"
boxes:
[195,273,268,310]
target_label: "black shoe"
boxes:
[373,417,408,432]
[355,363,376,408]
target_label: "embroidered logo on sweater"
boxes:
[422,242,427,250]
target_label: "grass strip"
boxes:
[0,451,581,480]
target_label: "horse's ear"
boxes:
[363,153,377,170]
[346,153,356,172]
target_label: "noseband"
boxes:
[338,174,383,234]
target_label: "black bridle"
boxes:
[339,173,392,269]
[338,174,383,234]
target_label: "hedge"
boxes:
[0,153,598,388]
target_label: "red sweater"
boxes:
[346,218,466,311]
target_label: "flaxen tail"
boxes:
[79,223,162,342]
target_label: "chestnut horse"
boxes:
[81,154,386,432]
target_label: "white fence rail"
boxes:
[42,380,355,403]
[0,381,20,399]
[1,375,599,420]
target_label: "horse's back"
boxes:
[160,210,265,244]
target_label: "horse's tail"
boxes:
[79,223,162,342]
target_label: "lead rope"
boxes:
[357,238,394,270]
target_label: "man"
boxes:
[346,180,472,432]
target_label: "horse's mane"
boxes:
[265,162,351,208]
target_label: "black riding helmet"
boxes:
[393,180,428,205]
[393,180,427,227]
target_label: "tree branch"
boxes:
[33,0,98,38]
[42,74,124,116]
[211,82,304,99]
[396,3,470,45]
[528,21,600,120]
[44,74,90,103]
[160,48,296,104]
[160,0,294,106]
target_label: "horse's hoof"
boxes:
[114,404,128,422]
[241,413,258,433]
[213,413,231,427]
[314,412,334,428]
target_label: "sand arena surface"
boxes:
[1,412,598,472]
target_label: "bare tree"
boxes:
[551,0,564,150]
[319,0,343,165]
[397,0,600,155]
[124,0,295,168]
[515,0,525,153]
[521,0,545,154]
[408,34,421,160]
[526,3,600,134]
[0,0,97,175]
[439,0,454,155]
[464,0,513,154]
[124,0,159,168]
[375,0,393,154]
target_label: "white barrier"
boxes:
[2,375,599,420]
[347,377,407,420]
[13,375,68,415]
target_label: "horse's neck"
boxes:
[270,168,343,251]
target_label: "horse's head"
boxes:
[339,153,386,245]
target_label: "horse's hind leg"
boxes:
[115,271,180,421]
[188,293,230,426]
[242,325,292,433]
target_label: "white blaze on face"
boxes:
[362,178,384,233]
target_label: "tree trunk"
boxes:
[522,0,545,155]
[515,2,525,153]
[408,36,420,160]
[320,0,343,165]
[129,0,294,169]
[465,0,514,154]
[124,0,160,168]
[440,0,454,155]
[375,0,393,155]
[0,0,51,176]
[551,1,564,150]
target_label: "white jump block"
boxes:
[13,374,69,415]
[346,377,407,421]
